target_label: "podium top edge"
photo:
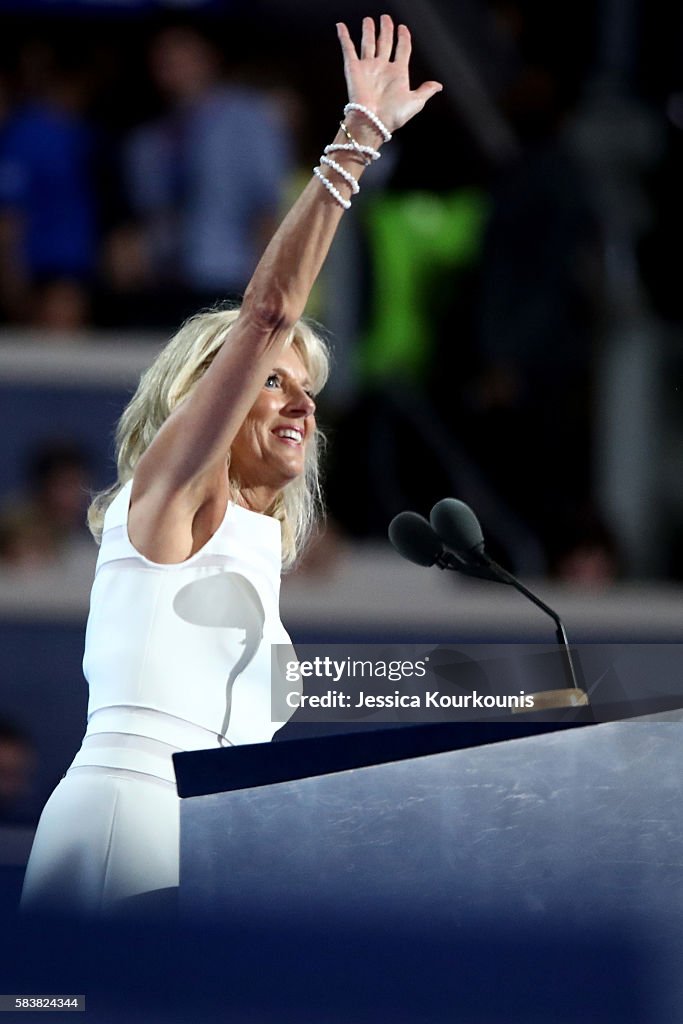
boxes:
[173,696,683,799]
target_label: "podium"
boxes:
[174,698,683,1021]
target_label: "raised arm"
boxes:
[130,16,441,557]
[244,17,442,326]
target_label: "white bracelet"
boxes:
[320,155,360,194]
[313,166,351,210]
[344,103,392,143]
[325,142,381,166]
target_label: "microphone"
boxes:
[430,497,486,558]
[388,511,501,581]
[429,498,588,707]
[388,511,453,569]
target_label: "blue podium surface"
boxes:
[174,699,683,1022]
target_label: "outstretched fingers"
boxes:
[339,16,411,67]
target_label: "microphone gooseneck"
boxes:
[427,498,586,700]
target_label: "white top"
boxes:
[74,480,296,782]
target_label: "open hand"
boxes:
[337,15,442,135]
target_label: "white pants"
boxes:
[20,766,179,917]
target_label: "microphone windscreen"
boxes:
[388,511,443,567]
[430,498,484,554]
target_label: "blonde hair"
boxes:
[88,306,329,569]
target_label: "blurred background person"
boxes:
[0,440,93,572]
[0,41,98,331]
[100,25,294,329]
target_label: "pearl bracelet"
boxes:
[312,104,390,210]
[343,102,392,143]
[327,137,380,166]
[320,155,360,194]
[326,141,372,166]
[313,165,351,210]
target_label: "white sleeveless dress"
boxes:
[20,480,296,915]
